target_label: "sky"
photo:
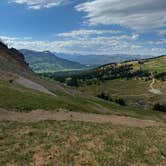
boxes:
[0,0,166,56]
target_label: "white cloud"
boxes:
[132,34,139,40]
[0,36,20,41]
[10,0,71,9]
[131,45,142,49]
[57,29,122,38]
[1,32,165,56]
[76,0,166,31]
[157,29,166,36]
[151,47,166,54]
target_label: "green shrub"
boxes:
[115,98,126,106]
[153,103,166,113]
[9,79,14,84]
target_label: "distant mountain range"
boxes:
[56,53,153,66]
[19,49,155,73]
[20,49,85,73]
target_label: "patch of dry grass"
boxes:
[0,121,165,166]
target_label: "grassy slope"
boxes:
[76,56,166,109]
[0,80,166,122]
[0,80,95,113]
[133,56,166,72]
[0,121,165,166]
[78,78,166,106]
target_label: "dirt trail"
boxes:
[16,76,55,96]
[150,78,155,90]
[149,78,162,95]
[0,109,165,128]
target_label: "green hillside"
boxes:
[47,55,166,111]
[1,79,165,121]
[20,49,85,73]
[133,55,166,73]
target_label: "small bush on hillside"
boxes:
[115,98,126,106]
[97,92,109,100]
[97,92,113,102]
[153,103,166,113]
[9,79,14,84]
[97,93,127,106]
[66,78,79,87]
[154,72,166,81]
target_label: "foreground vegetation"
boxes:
[0,121,165,166]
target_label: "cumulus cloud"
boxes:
[75,0,166,31]
[10,0,71,9]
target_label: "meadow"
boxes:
[0,120,165,166]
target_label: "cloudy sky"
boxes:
[0,0,166,55]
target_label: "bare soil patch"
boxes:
[0,108,165,127]
[16,76,55,96]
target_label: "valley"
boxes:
[0,41,166,165]
[1,1,166,165]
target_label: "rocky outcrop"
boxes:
[9,48,26,65]
[0,41,33,78]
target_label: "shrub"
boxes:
[153,103,166,113]
[67,78,79,87]
[154,72,166,81]
[115,98,126,106]
[9,79,14,83]
[97,92,109,101]
[97,92,114,101]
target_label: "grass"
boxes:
[78,78,166,108]
[133,56,166,73]
[0,80,93,113]
[0,120,165,166]
[0,80,103,113]
[0,80,166,122]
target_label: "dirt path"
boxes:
[149,78,162,95]
[16,76,55,96]
[150,78,155,90]
[0,109,165,127]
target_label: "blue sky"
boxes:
[0,0,166,56]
